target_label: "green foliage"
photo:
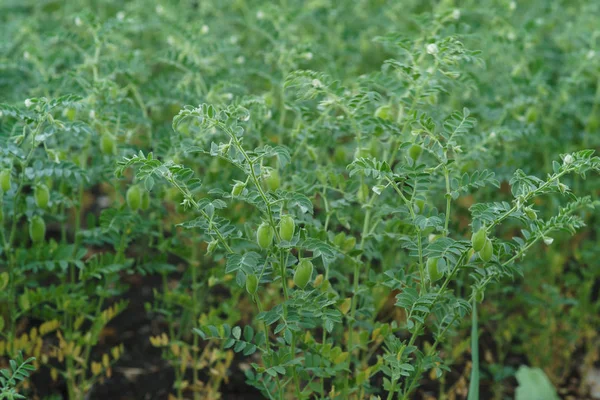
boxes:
[1,0,599,399]
[0,352,35,400]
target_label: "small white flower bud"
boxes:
[75,17,82,26]
[426,43,438,55]
[558,183,568,193]
[563,154,574,165]
[256,10,265,20]
[116,11,125,21]
[543,236,554,245]
[452,9,461,20]
[24,99,33,108]
[201,25,209,34]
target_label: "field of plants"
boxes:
[1,0,600,399]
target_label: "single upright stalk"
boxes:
[191,243,200,400]
[71,144,88,282]
[467,297,479,400]
[65,354,77,399]
[59,181,68,244]
[443,167,452,237]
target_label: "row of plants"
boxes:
[1,0,599,399]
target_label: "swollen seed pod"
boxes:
[471,228,487,252]
[357,183,369,203]
[525,107,538,124]
[294,259,313,289]
[476,290,484,303]
[374,105,394,121]
[231,182,245,197]
[0,170,11,192]
[427,258,442,282]
[525,208,537,220]
[256,223,274,249]
[100,134,116,155]
[480,238,493,262]
[64,107,77,121]
[206,240,218,254]
[264,170,280,191]
[34,184,50,209]
[246,274,259,295]
[343,236,356,252]
[126,185,142,211]
[29,216,46,243]
[141,190,150,211]
[408,144,422,162]
[279,215,295,242]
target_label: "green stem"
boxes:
[320,329,327,398]
[220,123,281,241]
[77,223,130,394]
[399,314,461,400]
[168,179,233,254]
[291,333,301,398]
[485,169,569,234]
[346,207,371,385]
[254,295,283,394]
[467,297,479,400]
[5,118,44,352]
[66,355,78,399]
[71,173,85,284]
[386,177,425,288]
[59,182,68,244]
[443,166,452,236]
[192,244,200,400]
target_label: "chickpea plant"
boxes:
[2,0,600,399]
[117,91,600,399]
[0,96,136,398]
[0,352,35,400]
